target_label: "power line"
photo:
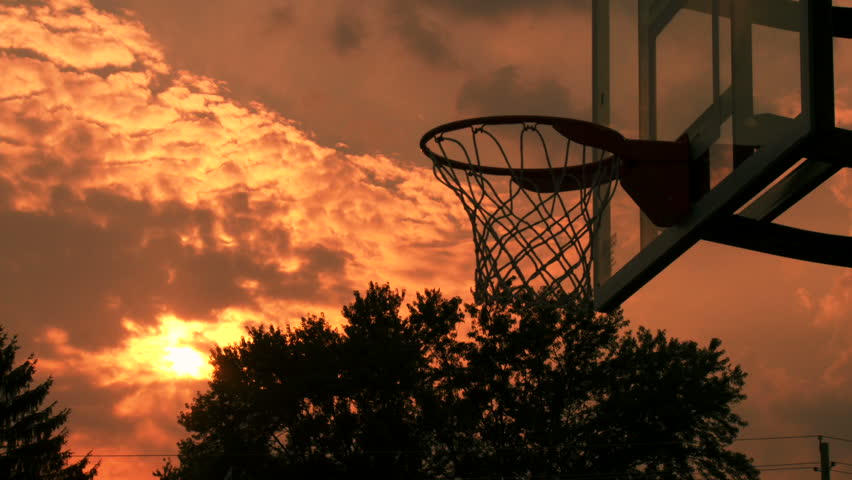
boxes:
[760,467,823,472]
[736,435,820,441]
[27,456,841,480]
[71,454,180,458]
[434,469,818,480]
[53,434,847,459]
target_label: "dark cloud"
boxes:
[456,65,574,116]
[774,386,852,437]
[0,186,353,349]
[0,0,51,6]
[426,0,586,18]
[388,3,456,68]
[36,370,206,461]
[267,5,294,31]
[331,13,365,55]
[43,374,149,437]
[0,176,15,210]
[0,47,56,65]
[86,0,125,14]
[262,244,354,305]
[22,154,96,183]
[301,244,350,274]
[11,100,64,138]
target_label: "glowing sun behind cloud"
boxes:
[163,345,211,378]
[38,311,257,385]
[116,314,225,383]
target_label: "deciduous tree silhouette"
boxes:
[0,326,99,479]
[157,283,758,480]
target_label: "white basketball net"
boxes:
[429,122,620,304]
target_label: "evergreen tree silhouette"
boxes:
[0,326,99,479]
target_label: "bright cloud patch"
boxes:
[0,0,473,478]
[38,311,253,384]
[163,346,209,378]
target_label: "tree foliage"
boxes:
[157,283,758,480]
[0,326,99,479]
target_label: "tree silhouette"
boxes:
[157,283,758,480]
[0,326,99,479]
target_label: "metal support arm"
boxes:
[704,215,852,267]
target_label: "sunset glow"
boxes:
[1,0,850,479]
[163,346,210,379]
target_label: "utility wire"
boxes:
[759,466,823,471]
[420,468,819,480]
[69,454,181,458]
[736,435,819,441]
[54,434,844,458]
[824,436,852,443]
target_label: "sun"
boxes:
[163,346,211,378]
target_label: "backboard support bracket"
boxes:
[833,6,852,38]
[703,215,852,267]
[594,127,812,312]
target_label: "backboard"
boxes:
[593,0,846,311]
[420,0,848,311]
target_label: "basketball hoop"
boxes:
[420,115,692,305]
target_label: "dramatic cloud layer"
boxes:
[1,1,850,479]
[0,1,474,477]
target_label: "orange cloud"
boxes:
[37,310,255,385]
[815,272,852,328]
[0,1,166,72]
[1,1,477,477]
[0,0,474,331]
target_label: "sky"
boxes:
[0,0,850,478]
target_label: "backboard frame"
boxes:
[593,0,844,312]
